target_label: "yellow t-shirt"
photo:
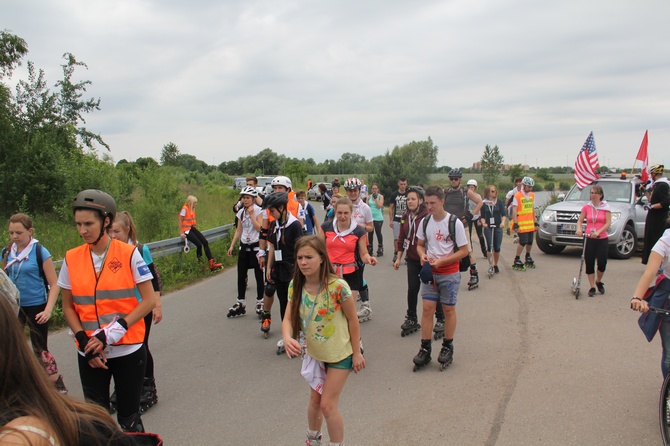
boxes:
[288,277,353,363]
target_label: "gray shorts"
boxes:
[393,220,402,240]
[420,272,461,306]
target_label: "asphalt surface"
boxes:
[48,206,665,445]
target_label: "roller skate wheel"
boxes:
[413,364,421,372]
[401,331,406,337]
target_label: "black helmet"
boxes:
[261,192,289,210]
[407,186,425,200]
[448,169,462,179]
[72,189,117,221]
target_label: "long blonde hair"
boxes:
[0,292,127,445]
[113,211,138,245]
[185,195,198,211]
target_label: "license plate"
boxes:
[561,224,577,231]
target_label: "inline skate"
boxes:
[433,319,445,341]
[255,300,263,319]
[306,430,323,445]
[512,256,526,271]
[208,258,223,271]
[139,378,158,413]
[357,302,372,323]
[437,341,454,371]
[226,301,246,318]
[400,315,420,337]
[376,245,384,257]
[260,311,271,338]
[525,253,536,269]
[467,268,479,291]
[413,340,432,372]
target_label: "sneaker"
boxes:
[596,282,605,294]
[588,288,596,297]
[494,266,499,274]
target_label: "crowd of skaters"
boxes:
[6,165,670,445]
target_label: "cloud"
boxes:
[4,0,670,168]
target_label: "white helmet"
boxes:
[240,186,258,197]
[522,176,535,187]
[271,176,292,190]
[466,179,478,187]
[343,178,362,190]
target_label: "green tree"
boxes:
[535,168,554,181]
[370,137,438,195]
[160,142,180,166]
[480,144,504,185]
[508,164,524,183]
[0,30,28,78]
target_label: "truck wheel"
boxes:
[536,235,565,255]
[610,223,637,259]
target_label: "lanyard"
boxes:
[301,284,321,331]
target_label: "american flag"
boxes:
[574,131,600,189]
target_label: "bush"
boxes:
[559,182,571,191]
[533,183,543,192]
[544,182,555,191]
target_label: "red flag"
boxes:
[636,130,649,183]
[574,132,600,189]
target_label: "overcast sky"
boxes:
[4,0,669,170]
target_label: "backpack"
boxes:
[443,187,468,217]
[422,214,470,273]
[2,243,49,291]
[136,243,163,295]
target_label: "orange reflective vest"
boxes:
[514,191,535,233]
[66,239,145,346]
[181,204,196,233]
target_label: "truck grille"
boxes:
[556,211,580,222]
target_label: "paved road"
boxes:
[48,213,664,445]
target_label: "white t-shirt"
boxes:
[58,247,152,358]
[352,200,373,227]
[417,212,468,274]
[236,204,263,244]
[652,229,670,273]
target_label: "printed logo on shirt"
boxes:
[138,264,150,276]
[108,257,122,273]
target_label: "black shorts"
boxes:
[518,232,535,246]
[342,269,362,291]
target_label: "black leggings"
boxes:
[238,244,264,301]
[186,227,213,260]
[368,220,384,247]
[584,237,608,275]
[78,345,146,419]
[143,311,155,380]
[18,303,49,354]
[406,259,444,321]
[467,218,487,256]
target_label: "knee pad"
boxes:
[264,282,276,297]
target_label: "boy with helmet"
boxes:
[259,192,303,353]
[343,177,375,322]
[227,186,265,318]
[258,175,302,269]
[443,169,483,290]
[511,177,538,270]
[642,164,670,265]
[58,190,156,432]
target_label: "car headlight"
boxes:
[610,212,620,224]
[541,210,556,222]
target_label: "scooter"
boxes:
[571,234,587,299]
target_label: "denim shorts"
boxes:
[420,272,461,306]
[325,354,353,370]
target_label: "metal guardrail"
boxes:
[52,224,234,267]
[146,224,234,258]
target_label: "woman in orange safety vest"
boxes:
[58,189,155,433]
[179,195,222,271]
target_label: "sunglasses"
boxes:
[449,177,460,181]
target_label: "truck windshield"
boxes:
[565,182,631,203]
